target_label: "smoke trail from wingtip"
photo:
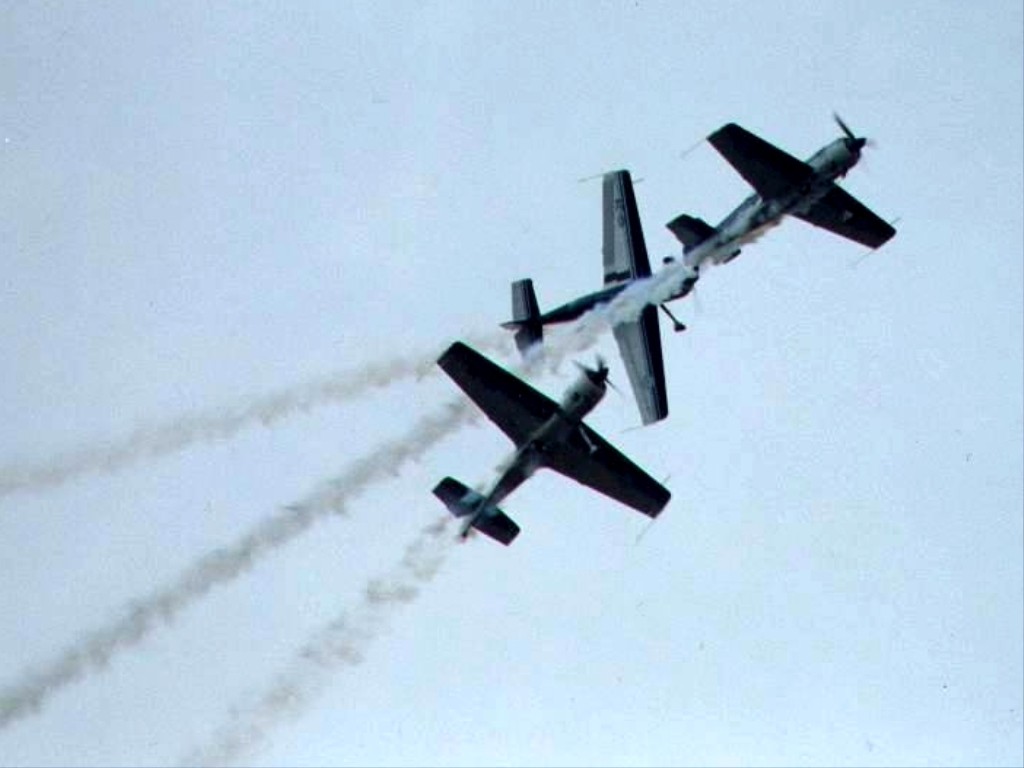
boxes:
[0,330,505,500]
[181,516,455,768]
[0,401,475,731]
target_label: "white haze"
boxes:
[0,307,610,735]
[175,281,697,765]
[0,331,505,500]
[0,399,473,730]
[182,516,454,767]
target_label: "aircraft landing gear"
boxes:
[659,304,687,333]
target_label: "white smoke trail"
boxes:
[0,264,688,734]
[182,516,455,767]
[583,261,698,349]
[0,331,505,500]
[513,260,700,381]
[0,260,688,502]
[0,326,590,733]
[173,274,697,765]
[0,400,475,731]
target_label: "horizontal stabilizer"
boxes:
[666,214,716,251]
[433,476,480,517]
[501,278,543,354]
[432,476,520,545]
[471,509,521,545]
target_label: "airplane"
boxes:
[501,169,691,426]
[432,341,670,545]
[500,118,894,428]
[667,115,896,271]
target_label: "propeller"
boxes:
[605,373,622,396]
[833,112,872,153]
[594,354,624,395]
[574,354,616,391]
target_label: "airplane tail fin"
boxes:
[500,278,544,355]
[432,477,520,546]
[666,213,716,253]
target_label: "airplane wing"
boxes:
[544,422,670,518]
[613,305,668,425]
[793,185,897,249]
[437,341,558,446]
[708,123,814,199]
[601,170,669,425]
[602,170,652,285]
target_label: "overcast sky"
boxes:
[1,2,1022,766]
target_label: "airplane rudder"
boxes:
[510,278,540,322]
[509,278,543,354]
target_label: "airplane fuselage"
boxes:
[531,140,861,329]
[538,272,698,329]
[467,369,607,531]
[539,283,627,325]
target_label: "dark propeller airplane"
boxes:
[432,341,670,545]
[500,117,895,428]
[668,115,896,271]
[501,170,687,426]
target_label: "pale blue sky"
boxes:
[1,2,1021,766]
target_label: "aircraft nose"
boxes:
[574,357,610,387]
[834,113,868,156]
